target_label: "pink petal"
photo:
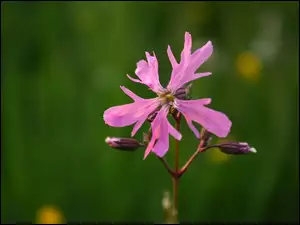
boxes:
[194,72,212,79]
[131,116,147,137]
[167,45,181,91]
[144,134,156,159]
[128,52,164,93]
[167,45,178,69]
[120,86,143,101]
[133,60,153,86]
[152,115,169,157]
[180,32,192,63]
[126,74,143,84]
[135,60,149,75]
[167,120,182,140]
[103,87,160,136]
[185,32,192,49]
[144,109,164,159]
[175,99,232,138]
[178,72,212,88]
[167,33,214,92]
[143,107,182,159]
[104,103,142,127]
[175,98,212,106]
[174,99,211,138]
[186,117,200,139]
[189,41,213,73]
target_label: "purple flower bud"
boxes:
[147,108,160,122]
[174,83,192,100]
[200,128,212,147]
[217,142,257,155]
[105,137,143,151]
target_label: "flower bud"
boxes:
[105,137,143,151]
[174,83,192,100]
[218,142,257,155]
[147,108,160,122]
[200,128,212,147]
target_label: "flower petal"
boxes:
[144,109,165,159]
[126,74,143,84]
[175,99,232,138]
[144,134,156,159]
[167,45,178,69]
[189,41,213,73]
[186,117,200,139]
[167,32,213,92]
[178,72,212,89]
[167,120,182,140]
[131,116,148,137]
[180,32,192,65]
[152,116,169,157]
[169,32,192,87]
[175,98,211,106]
[103,87,160,135]
[120,86,143,101]
[128,52,164,93]
[143,107,182,159]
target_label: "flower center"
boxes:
[158,91,175,105]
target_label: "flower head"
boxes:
[104,32,232,159]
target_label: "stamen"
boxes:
[159,91,175,105]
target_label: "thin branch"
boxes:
[178,144,219,178]
[157,156,176,177]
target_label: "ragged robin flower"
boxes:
[104,32,232,159]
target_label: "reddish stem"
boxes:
[157,156,176,177]
[173,112,181,219]
[179,144,218,177]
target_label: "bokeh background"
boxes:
[1,1,299,223]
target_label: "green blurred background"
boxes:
[1,1,299,223]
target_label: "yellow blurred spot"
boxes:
[209,148,230,163]
[236,51,262,80]
[36,205,65,224]
[217,135,236,145]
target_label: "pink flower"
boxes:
[104,32,232,159]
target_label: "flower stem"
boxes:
[173,112,181,221]
[179,147,202,177]
[157,156,176,177]
[179,144,218,178]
